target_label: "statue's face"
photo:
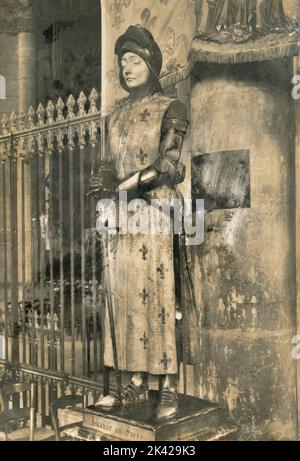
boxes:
[120,52,151,90]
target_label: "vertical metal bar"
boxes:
[38,151,45,368]
[100,117,109,394]
[58,147,65,371]
[2,159,8,360]
[21,370,27,410]
[103,367,110,397]
[44,146,51,375]
[35,149,40,369]
[80,143,87,376]
[38,149,46,426]
[87,318,91,376]
[69,144,76,376]
[9,135,19,410]
[48,329,51,370]
[9,134,19,367]
[21,159,26,364]
[25,322,30,366]
[48,148,55,370]
[30,150,37,366]
[90,143,97,381]
[22,152,31,363]
[183,363,187,396]
[47,144,58,416]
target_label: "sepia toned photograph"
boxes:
[0,0,300,443]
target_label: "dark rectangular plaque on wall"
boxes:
[191,149,251,211]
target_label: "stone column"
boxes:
[18,31,37,113]
[295,51,300,441]
[187,0,300,439]
[0,2,37,309]
[14,2,36,295]
[190,56,298,440]
[292,0,300,442]
[15,0,37,112]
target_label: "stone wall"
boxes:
[181,0,300,440]
[36,0,100,105]
[189,57,297,440]
[0,34,19,116]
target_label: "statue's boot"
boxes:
[156,374,178,421]
[95,374,148,411]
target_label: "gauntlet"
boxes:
[88,161,119,197]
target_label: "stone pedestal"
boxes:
[71,391,238,441]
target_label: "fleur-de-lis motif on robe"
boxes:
[139,243,148,260]
[137,148,148,165]
[138,108,150,122]
[140,332,149,350]
[161,352,171,370]
[157,263,168,280]
[139,288,149,305]
[158,307,170,325]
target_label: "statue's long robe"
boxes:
[100,93,200,375]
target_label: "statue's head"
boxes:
[115,25,162,94]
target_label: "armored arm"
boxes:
[117,100,189,196]
[88,100,189,198]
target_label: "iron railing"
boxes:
[0,88,110,423]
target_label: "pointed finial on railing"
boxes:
[53,313,59,331]
[36,133,44,154]
[46,312,51,330]
[34,310,40,329]
[56,97,65,122]
[67,94,76,120]
[0,142,8,163]
[56,131,64,152]
[18,112,25,131]
[17,137,26,161]
[46,100,55,124]
[0,146,5,163]
[27,106,35,129]
[1,113,8,135]
[10,111,17,131]
[88,88,99,114]
[37,103,45,126]
[28,309,33,328]
[77,91,87,117]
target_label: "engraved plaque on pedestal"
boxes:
[82,391,238,441]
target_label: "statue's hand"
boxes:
[88,161,119,197]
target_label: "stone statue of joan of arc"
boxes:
[89,25,200,422]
